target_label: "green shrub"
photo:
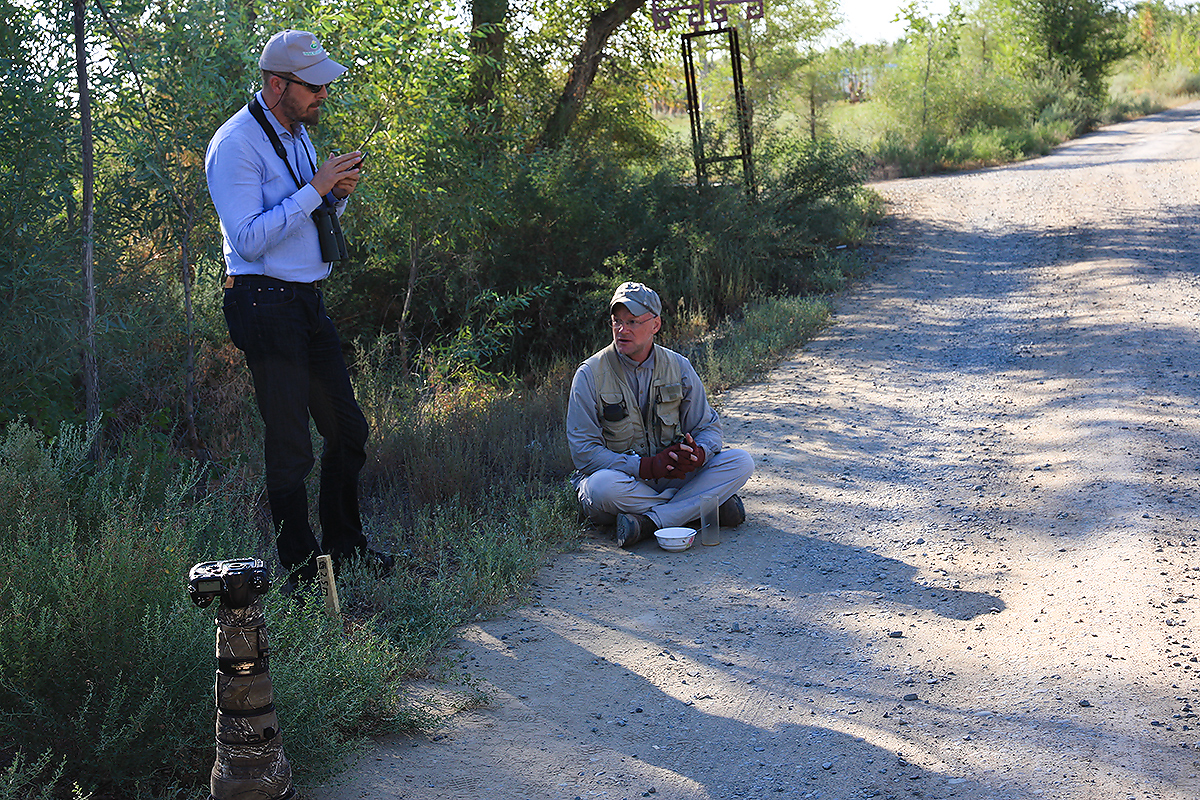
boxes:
[0,434,223,790]
[0,749,85,800]
[0,422,417,797]
[261,595,416,779]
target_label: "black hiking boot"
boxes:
[616,513,656,548]
[718,494,746,527]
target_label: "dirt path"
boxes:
[312,104,1200,800]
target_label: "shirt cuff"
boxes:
[293,184,324,215]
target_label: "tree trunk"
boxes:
[921,44,932,132]
[468,0,509,135]
[808,75,817,142]
[536,0,647,149]
[74,0,99,441]
[401,221,419,329]
[180,208,204,459]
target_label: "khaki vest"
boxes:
[588,344,684,456]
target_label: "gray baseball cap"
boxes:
[259,30,347,86]
[610,282,662,317]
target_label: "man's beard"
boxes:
[284,92,322,127]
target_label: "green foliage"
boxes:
[895,1,967,132]
[0,748,84,800]
[1106,2,1200,113]
[1010,0,1131,101]
[262,596,415,779]
[427,286,553,382]
[504,0,672,147]
[0,426,217,791]
[0,1,85,432]
[828,0,1129,176]
[766,136,867,207]
[0,421,419,796]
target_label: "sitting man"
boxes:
[567,282,755,547]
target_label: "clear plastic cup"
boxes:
[700,494,719,546]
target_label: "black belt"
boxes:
[224,274,323,291]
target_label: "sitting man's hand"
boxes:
[639,449,677,480]
[639,435,707,480]
[667,434,706,475]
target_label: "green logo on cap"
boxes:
[304,39,323,56]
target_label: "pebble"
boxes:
[904,693,919,701]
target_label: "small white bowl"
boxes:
[655,526,696,552]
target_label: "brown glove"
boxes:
[639,442,707,480]
[639,450,677,480]
[668,442,706,475]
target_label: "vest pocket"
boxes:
[653,383,683,448]
[600,391,639,453]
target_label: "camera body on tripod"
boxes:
[188,558,270,609]
[188,558,294,800]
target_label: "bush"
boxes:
[0,422,416,797]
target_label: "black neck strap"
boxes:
[248,96,316,193]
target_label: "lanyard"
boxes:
[248,96,318,193]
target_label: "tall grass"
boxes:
[0,422,417,796]
[670,283,844,394]
[0,109,881,798]
[0,249,872,798]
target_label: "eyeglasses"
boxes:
[272,73,329,94]
[611,314,657,331]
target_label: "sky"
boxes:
[833,0,954,45]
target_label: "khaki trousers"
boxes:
[575,448,754,529]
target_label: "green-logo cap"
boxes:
[259,29,347,86]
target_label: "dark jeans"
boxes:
[223,275,369,575]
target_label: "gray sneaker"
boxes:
[616,513,656,548]
[718,494,746,527]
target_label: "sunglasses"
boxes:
[272,73,330,94]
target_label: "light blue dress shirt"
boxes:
[205,91,347,283]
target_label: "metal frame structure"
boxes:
[682,26,755,195]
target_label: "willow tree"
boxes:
[536,0,649,149]
[1011,0,1130,99]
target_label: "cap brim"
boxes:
[612,299,653,317]
[293,58,347,85]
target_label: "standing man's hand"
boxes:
[311,151,363,198]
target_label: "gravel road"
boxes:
[312,102,1200,800]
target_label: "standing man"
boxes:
[206,30,389,588]
[567,282,755,547]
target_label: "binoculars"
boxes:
[312,203,348,263]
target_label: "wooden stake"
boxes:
[316,555,341,618]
